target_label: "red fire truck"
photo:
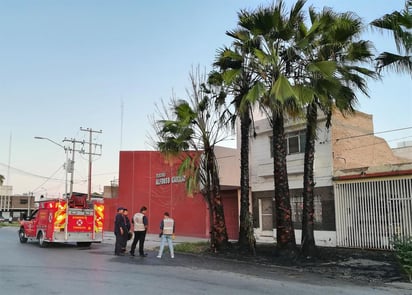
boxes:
[18,193,104,247]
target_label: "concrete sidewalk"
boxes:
[103,231,209,250]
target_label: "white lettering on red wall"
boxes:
[155,172,186,186]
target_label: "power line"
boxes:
[0,162,63,181]
[31,166,65,193]
[336,135,412,153]
[336,126,412,141]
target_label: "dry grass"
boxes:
[174,241,210,253]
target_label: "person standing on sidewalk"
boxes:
[114,207,127,256]
[130,206,148,257]
[121,208,131,253]
[157,212,175,259]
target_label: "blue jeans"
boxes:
[158,234,174,257]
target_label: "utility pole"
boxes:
[80,127,102,201]
[63,138,85,198]
[61,137,83,242]
[34,136,69,199]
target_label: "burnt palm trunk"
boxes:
[272,110,296,252]
[301,102,317,257]
[206,146,229,251]
[205,187,215,251]
[238,112,256,253]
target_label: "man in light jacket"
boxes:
[157,212,175,259]
[130,206,148,257]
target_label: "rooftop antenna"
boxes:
[7,132,12,185]
[120,98,124,150]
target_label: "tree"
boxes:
[155,68,230,251]
[236,0,308,253]
[0,174,4,186]
[371,0,412,75]
[210,26,262,254]
[234,1,376,255]
[291,7,376,257]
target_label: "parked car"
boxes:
[0,216,5,223]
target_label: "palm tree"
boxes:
[210,27,263,253]
[371,0,412,75]
[291,7,376,257]
[0,174,4,186]
[236,0,308,252]
[155,68,230,251]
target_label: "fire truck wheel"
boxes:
[18,228,28,243]
[76,242,92,247]
[37,231,48,248]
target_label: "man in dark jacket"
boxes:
[121,208,131,253]
[114,207,127,256]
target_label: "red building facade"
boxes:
[105,151,200,237]
[104,151,239,239]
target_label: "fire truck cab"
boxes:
[19,193,104,247]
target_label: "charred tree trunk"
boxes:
[238,112,256,253]
[206,146,229,251]
[205,188,215,251]
[301,103,317,257]
[272,110,296,253]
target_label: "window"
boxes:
[269,130,306,157]
[286,130,306,155]
[290,193,323,227]
[20,199,28,205]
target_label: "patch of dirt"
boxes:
[209,243,406,284]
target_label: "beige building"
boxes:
[215,146,240,190]
[332,111,410,173]
[250,109,412,248]
[392,141,412,161]
[0,185,36,220]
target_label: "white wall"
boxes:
[250,117,333,192]
[249,116,337,247]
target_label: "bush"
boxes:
[393,236,412,282]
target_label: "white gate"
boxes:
[334,176,412,249]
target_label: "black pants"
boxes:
[121,231,130,251]
[114,232,126,255]
[130,230,146,255]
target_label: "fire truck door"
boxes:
[26,209,39,237]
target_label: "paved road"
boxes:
[0,227,410,295]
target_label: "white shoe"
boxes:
[171,255,174,259]
[156,255,161,258]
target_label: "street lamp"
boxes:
[34,136,71,198]
[34,136,65,149]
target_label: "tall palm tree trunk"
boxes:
[272,110,296,252]
[206,148,229,251]
[301,102,317,257]
[238,112,256,253]
[205,188,215,250]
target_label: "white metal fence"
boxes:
[334,176,412,250]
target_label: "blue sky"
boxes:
[0,0,411,197]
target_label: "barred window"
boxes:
[286,130,306,155]
[290,194,322,225]
[269,130,306,157]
